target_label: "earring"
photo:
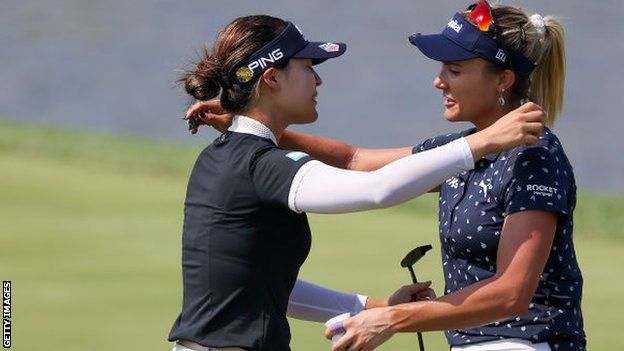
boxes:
[498,89,506,106]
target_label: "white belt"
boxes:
[173,340,245,351]
[451,338,551,351]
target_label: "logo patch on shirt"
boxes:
[446,177,460,189]
[285,151,309,161]
[479,179,492,198]
[527,184,558,197]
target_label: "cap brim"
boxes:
[293,41,347,65]
[409,33,478,62]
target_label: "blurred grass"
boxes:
[1,118,623,350]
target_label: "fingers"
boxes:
[407,281,432,294]
[332,331,356,351]
[185,99,223,120]
[325,326,335,340]
[518,101,543,113]
[520,110,545,123]
[415,288,436,300]
[185,101,204,120]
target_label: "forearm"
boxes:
[287,279,369,322]
[280,130,412,171]
[388,277,524,333]
[279,130,357,169]
[291,138,474,213]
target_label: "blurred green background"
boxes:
[1,119,623,350]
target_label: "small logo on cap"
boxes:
[236,66,254,83]
[495,49,507,62]
[447,19,463,33]
[319,42,340,53]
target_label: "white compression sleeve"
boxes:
[287,279,368,322]
[289,138,474,213]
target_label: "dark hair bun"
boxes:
[184,55,222,101]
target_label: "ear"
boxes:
[498,69,516,92]
[260,67,281,90]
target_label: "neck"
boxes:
[474,103,516,132]
[244,103,288,141]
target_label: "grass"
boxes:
[1,118,623,350]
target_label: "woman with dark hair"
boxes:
[170,13,544,351]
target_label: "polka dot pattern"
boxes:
[413,127,586,350]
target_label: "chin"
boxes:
[443,109,462,122]
[293,111,318,125]
[304,109,318,123]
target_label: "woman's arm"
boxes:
[290,138,475,214]
[183,100,411,171]
[326,210,557,351]
[287,280,435,322]
[280,130,412,171]
[185,100,545,172]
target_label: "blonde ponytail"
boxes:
[529,17,566,126]
[462,6,567,127]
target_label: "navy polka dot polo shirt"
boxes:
[413,127,586,350]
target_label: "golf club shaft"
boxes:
[408,266,425,351]
[408,266,418,284]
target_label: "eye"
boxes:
[449,69,460,76]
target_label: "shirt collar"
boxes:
[227,115,278,145]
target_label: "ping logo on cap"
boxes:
[447,19,463,33]
[236,48,285,83]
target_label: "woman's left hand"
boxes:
[325,307,397,351]
[387,281,436,306]
[184,99,234,134]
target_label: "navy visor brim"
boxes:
[293,41,347,65]
[409,33,479,63]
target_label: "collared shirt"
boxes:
[413,127,585,351]
[169,116,315,351]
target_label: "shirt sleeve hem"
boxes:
[288,160,323,213]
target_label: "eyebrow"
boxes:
[443,62,463,68]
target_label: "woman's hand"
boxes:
[387,281,436,306]
[465,102,545,160]
[184,99,234,134]
[325,307,398,351]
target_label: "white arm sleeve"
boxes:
[287,279,368,322]
[288,138,474,213]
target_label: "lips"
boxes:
[444,96,457,108]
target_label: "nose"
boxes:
[314,71,322,86]
[433,75,445,90]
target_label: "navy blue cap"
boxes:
[409,13,536,76]
[228,22,346,87]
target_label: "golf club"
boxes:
[400,244,432,351]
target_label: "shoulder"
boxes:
[503,128,572,174]
[498,128,576,215]
[412,128,475,154]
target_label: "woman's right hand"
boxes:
[466,102,545,160]
[184,99,234,134]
